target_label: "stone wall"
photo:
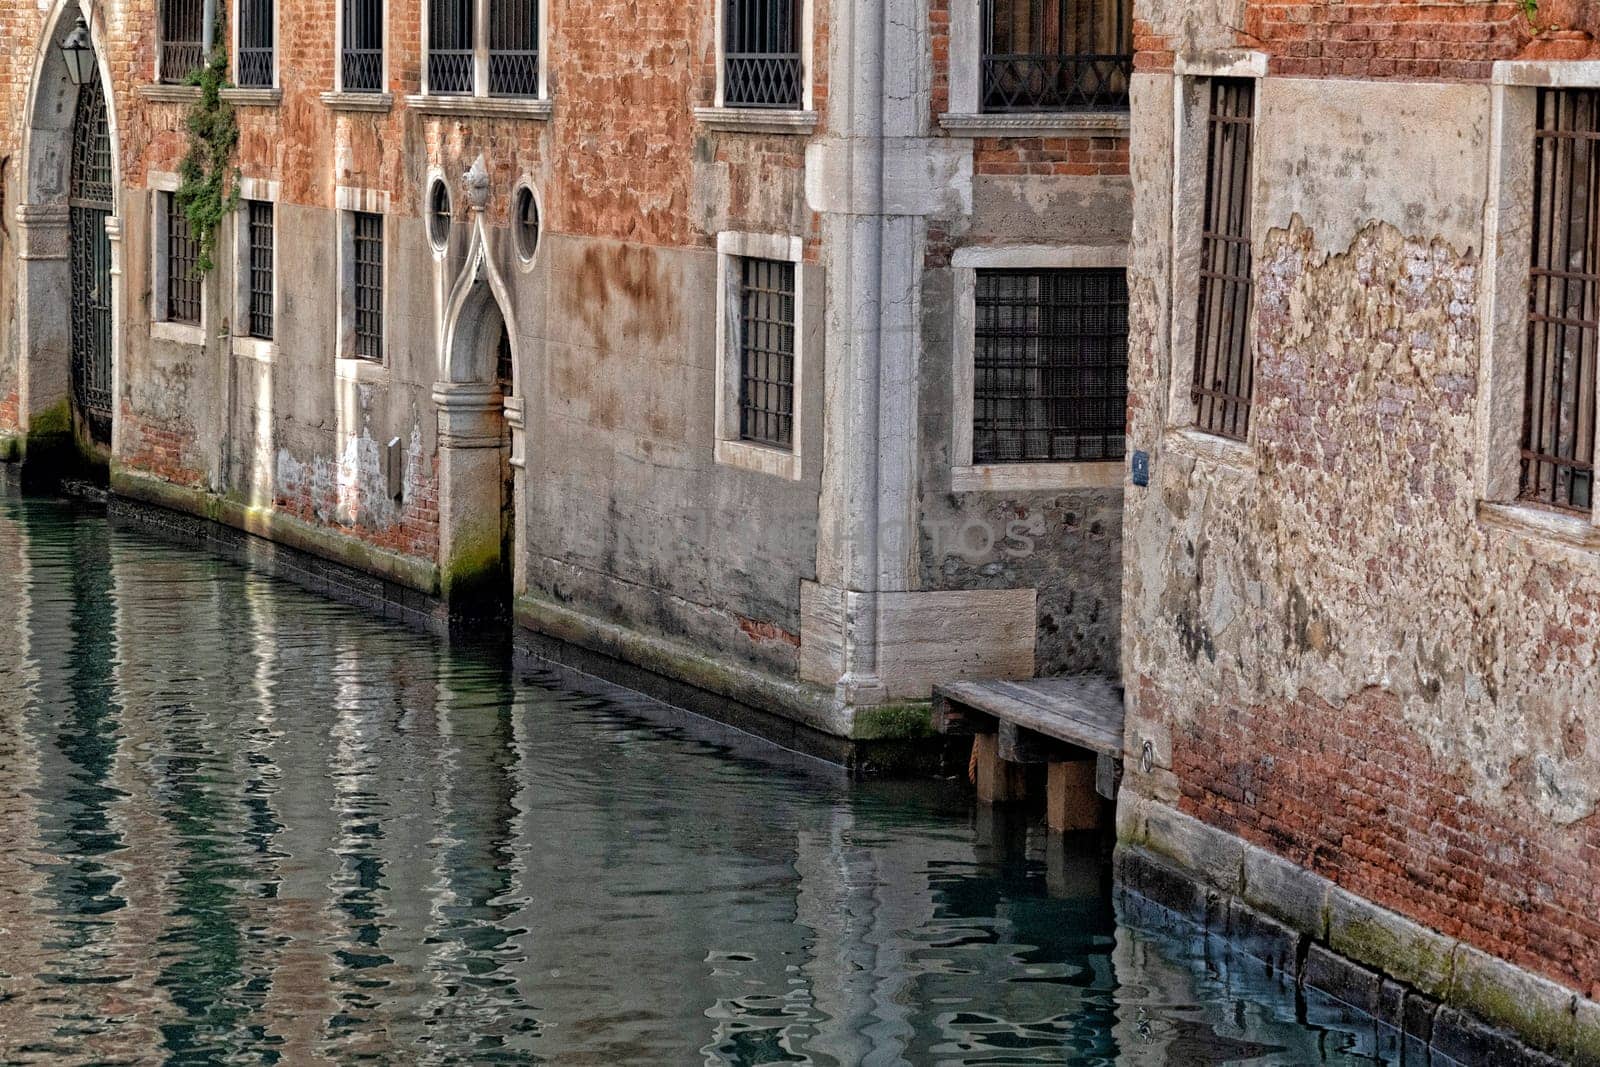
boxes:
[1121,12,1600,1055]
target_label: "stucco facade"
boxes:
[0,0,1132,747]
[1119,1,1600,1061]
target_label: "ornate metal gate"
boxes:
[70,74,113,444]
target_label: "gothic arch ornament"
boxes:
[439,155,521,393]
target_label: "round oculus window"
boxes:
[428,179,452,251]
[514,186,541,262]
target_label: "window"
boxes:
[980,0,1131,113]
[342,0,384,92]
[428,179,452,251]
[159,0,207,83]
[1522,88,1600,513]
[724,0,802,109]
[513,184,541,262]
[237,0,275,87]
[425,0,540,97]
[737,257,797,449]
[1190,77,1256,441]
[973,268,1127,464]
[164,193,201,326]
[350,212,384,360]
[245,200,274,340]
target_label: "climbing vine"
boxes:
[176,10,239,278]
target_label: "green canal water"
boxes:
[0,490,1411,1065]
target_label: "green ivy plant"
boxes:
[176,10,239,278]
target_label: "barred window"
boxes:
[246,200,274,341]
[237,0,275,87]
[981,0,1132,113]
[351,212,384,361]
[973,268,1127,464]
[737,257,796,450]
[160,0,207,83]
[342,0,384,92]
[164,193,202,326]
[724,0,802,109]
[1191,78,1256,441]
[488,0,540,97]
[426,0,539,97]
[428,0,473,93]
[1522,88,1600,513]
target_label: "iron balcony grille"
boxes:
[428,0,474,93]
[237,0,275,87]
[724,0,802,109]
[247,200,274,341]
[1192,77,1256,441]
[980,0,1131,112]
[160,0,206,82]
[738,257,797,450]
[973,268,1128,464]
[1523,88,1600,513]
[352,211,384,361]
[165,193,202,326]
[342,0,384,92]
[489,0,540,97]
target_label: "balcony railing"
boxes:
[981,0,1131,112]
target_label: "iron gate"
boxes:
[70,74,113,445]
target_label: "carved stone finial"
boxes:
[463,154,490,213]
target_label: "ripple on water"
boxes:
[0,491,1399,1066]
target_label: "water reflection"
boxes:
[0,491,1398,1065]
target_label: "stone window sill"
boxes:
[336,356,389,383]
[321,91,393,113]
[938,111,1130,138]
[139,84,203,104]
[1478,500,1600,550]
[1163,426,1253,470]
[233,336,275,362]
[220,87,282,107]
[152,320,207,347]
[951,460,1123,493]
[404,94,552,120]
[715,438,801,480]
[694,107,818,136]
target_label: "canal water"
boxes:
[0,489,1402,1065]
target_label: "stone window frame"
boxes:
[335,186,391,382]
[714,230,811,481]
[937,0,1133,139]
[691,0,818,136]
[148,171,208,348]
[407,0,553,120]
[949,243,1128,493]
[331,0,388,97]
[233,177,280,363]
[1478,60,1600,547]
[1162,50,1267,465]
[230,0,280,93]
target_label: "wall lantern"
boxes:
[60,17,96,86]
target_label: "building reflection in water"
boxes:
[0,492,1391,1066]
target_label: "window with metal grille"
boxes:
[160,0,207,82]
[164,192,202,326]
[342,0,384,91]
[737,257,796,450]
[489,0,540,97]
[428,0,473,93]
[246,200,274,340]
[1191,78,1256,441]
[981,0,1131,112]
[237,0,275,87]
[973,268,1128,464]
[351,212,384,361]
[1522,88,1600,513]
[724,0,802,109]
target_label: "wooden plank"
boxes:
[932,676,1126,757]
[931,691,995,736]
[998,720,1089,764]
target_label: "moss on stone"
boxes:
[851,701,936,740]
[28,401,71,437]
[1330,912,1455,1000]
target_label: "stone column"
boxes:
[433,379,505,612]
[14,202,73,481]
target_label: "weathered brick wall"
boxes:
[1121,53,1600,1006]
[1135,0,1599,78]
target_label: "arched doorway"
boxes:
[69,70,113,447]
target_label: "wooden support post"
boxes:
[972,733,1026,805]
[1046,759,1100,832]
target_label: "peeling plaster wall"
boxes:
[1122,72,1600,998]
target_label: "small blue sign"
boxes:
[1131,450,1150,488]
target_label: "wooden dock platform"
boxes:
[932,676,1125,757]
